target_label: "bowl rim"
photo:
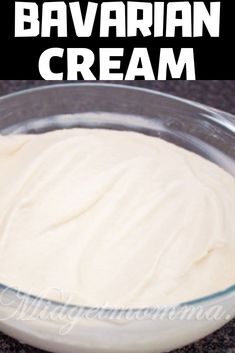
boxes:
[1,82,235,119]
[0,82,235,315]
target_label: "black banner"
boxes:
[0,0,233,80]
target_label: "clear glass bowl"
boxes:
[0,83,235,353]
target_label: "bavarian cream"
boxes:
[0,128,235,307]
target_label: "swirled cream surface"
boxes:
[0,128,235,307]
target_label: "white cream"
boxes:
[0,127,235,308]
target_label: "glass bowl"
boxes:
[0,83,235,353]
